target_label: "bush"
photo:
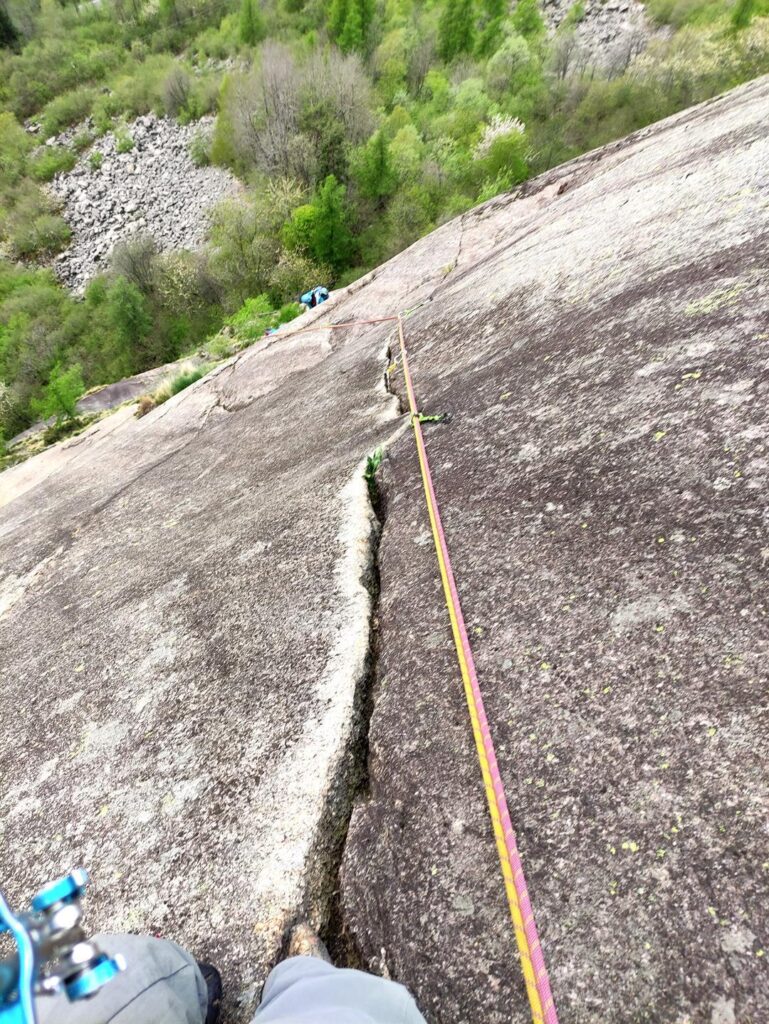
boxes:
[72,129,94,152]
[137,362,212,416]
[42,416,87,444]
[163,65,192,118]
[226,294,273,339]
[2,181,72,258]
[110,233,158,294]
[41,86,96,138]
[169,363,211,396]
[135,394,157,417]
[282,203,320,253]
[0,113,31,186]
[208,194,285,308]
[277,301,303,325]
[115,130,135,153]
[268,250,332,305]
[89,150,104,171]
[31,361,86,422]
[10,213,72,257]
[91,55,175,129]
[29,146,76,181]
[189,129,211,166]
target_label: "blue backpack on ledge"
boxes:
[300,286,329,309]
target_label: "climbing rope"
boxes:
[395,315,558,1024]
[281,309,559,1023]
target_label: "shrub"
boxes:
[163,65,192,118]
[0,113,31,186]
[334,265,367,289]
[208,194,285,308]
[268,250,332,305]
[42,416,87,444]
[41,87,96,138]
[2,182,72,258]
[277,301,303,325]
[72,129,94,152]
[169,364,210,395]
[486,33,534,97]
[92,55,175,128]
[31,361,85,422]
[205,333,237,360]
[30,147,76,181]
[111,233,159,294]
[309,174,355,271]
[104,276,152,355]
[189,129,211,166]
[137,362,212,416]
[135,394,157,417]
[89,150,104,171]
[226,293,273,339]
[115,130,135,153]
[239,0,266,46]
[10,213,72,257]
[282,203,320,253]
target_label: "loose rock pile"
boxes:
[542,0,656,72]
[48,114,239,291]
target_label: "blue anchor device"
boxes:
[0,870,123,1024]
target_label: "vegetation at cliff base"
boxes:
[2,0,769,449]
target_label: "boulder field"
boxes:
[1,77,767,1022]
[48,114,238,290]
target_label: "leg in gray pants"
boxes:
[35,934,427,1024]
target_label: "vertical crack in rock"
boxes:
[299,354,405,970]
[313,473,383,969]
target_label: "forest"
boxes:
[1,0,768,445]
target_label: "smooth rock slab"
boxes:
[1,76,768,1024]
[341,78,769,1023]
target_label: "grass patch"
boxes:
[29,146,76,182]
[364,447,384,501]
[135,362,212,418]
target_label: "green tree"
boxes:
[731,0,756,30]
[439,0,476,62]
[311,175,354,271]
[339,0,364,52]
[512,0,545,39]
[159,0,182,26]
[239,0,264,45]
[298,100,349,180]
[483,0,505,17]
[282,204,320,253]
[476,0,506,56]
[0,3,18,49]
[351,131,397,205]
[328,0,348,39]
[104,277,152,360]
[210,75,237,168]
[31,361,85,422]
[328,0,374,48]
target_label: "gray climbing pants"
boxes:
[36,934,428,1024]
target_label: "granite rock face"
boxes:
[47,114,238,290]
[340,79,769,1023]
[1,77,768,1024]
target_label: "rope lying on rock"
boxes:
[282,309,558,1024]
[395,315,558,1024]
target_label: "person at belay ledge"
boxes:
[37,923,428,1024]
[299,284,329,310]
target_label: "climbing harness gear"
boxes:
[0,870,124,1024]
